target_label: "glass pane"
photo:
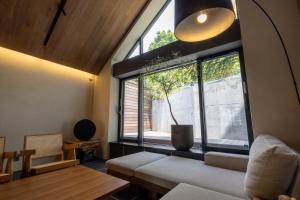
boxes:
[143,62,201,146]
[202,53,248,148]
[128,43,140,59]
[123,78,139,138]
[142,0,176,53]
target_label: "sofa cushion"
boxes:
[291,155,300,199]
[244,135,298,200]
[105,151,167,176]
[205,151,249,172]
[135,156,246,198]
[160,183,245,200]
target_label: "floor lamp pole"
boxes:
[251,0,300,105]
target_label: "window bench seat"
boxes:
[106,140,300,200]
[106,151,248,199]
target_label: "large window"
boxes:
[201,53,249,150]
[143,62,201,146]
[120,49,252,152]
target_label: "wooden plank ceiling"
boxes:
[0,0,148,74]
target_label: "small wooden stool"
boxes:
[66,139,101,163]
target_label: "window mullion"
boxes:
[118,80,124,141]
[139,38,143,54]
[238,49,254,147]
[138,75,144,144]
[197,59,208,152]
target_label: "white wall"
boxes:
[92,60,119,159]
[238,0,300,151]
[0,47,95,170]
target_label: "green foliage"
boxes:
[148,30,177,51]
[145,30,240,100]
[202,55,240,82]
[144,29,241,124]
[144,64,197,100]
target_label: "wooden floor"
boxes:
[0,165,129,200]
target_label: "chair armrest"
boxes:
[20,149,36,156]
[2,151,17,176]
[204,151,249,172]
[2,151,17,159]
[63,144,77,160]
[20,149,36,177]
[63,143,77,151]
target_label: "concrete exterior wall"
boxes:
[152,75,248,141]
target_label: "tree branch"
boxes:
[162,84,178,125]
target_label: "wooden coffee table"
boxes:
[0,165,129,200]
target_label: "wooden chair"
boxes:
[21,133,78,177]
[0,136,17,183]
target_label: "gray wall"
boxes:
[238,0,300,152]
[0,47,94,170]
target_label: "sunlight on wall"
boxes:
[0,47,95,82]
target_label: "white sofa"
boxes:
[135,154,247,198]
[106,135,300,200]
[160,183,244,200]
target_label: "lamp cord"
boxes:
[251,0,300,105]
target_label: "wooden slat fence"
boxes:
[123,79,152,133]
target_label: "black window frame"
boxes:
[198,48,253,154]
[118,75,141,143]
[119,47,253,154]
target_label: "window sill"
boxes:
[109,141,204,160]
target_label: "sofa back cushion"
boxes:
[204,151,249,172]
[244,134,298,199]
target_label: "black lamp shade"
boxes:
[175,0,235,42]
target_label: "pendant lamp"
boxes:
[174,0,235,42]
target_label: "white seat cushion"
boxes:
[160,183,245,200]
[290,154,300,199]
[135,156,246,198]
[105,151,167,176]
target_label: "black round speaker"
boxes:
[74,119,96,141]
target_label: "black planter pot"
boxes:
[171,125,194,151]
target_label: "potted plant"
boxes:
[144,60,197,151]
